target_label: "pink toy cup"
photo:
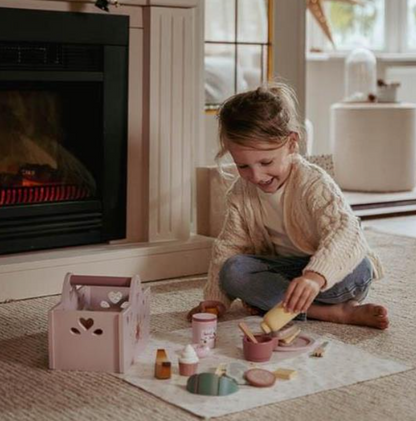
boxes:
[259,333,279,350]
[192,313,217,349]
[242,334,274,362]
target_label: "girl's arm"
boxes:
[283,176,369,313]
[303,177,369,291]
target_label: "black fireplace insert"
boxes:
[0,7,129,254]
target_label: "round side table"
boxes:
[330,102,416,192]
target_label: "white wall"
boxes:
[306,58,344,155]
[306,55,416,155]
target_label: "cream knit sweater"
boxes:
[203,154,384,310]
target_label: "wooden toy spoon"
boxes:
[238,322,258,344]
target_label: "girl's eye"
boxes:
[261,161,273,166]
[237,165,248,169]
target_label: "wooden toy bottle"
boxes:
[260,302,299,334]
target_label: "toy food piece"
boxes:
[214,363,227,377]
[178,344,199,376]
[279,327,301,346]
[204,307,219,316]
[200,300,226,316]
[260,302,299,334]
[311,341,329,357]
[225,362,251,385]
[186,373,239,396]
[155,349,171,379]
[272,323,298,340]
[192,343,211,358]
[275,334,315,352]
[245,368,276,387]
[274,368,297,380]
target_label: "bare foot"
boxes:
[308,300,389,330]
[339,301,389,329]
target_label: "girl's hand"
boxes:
[186,300,226,322]
[283,272,326,313]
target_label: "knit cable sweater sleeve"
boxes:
[303,175,370,291]
[203,190,254,310]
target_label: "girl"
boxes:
[188,83,389,329]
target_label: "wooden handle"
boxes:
[70,275,131,287]
[238,322,258,343]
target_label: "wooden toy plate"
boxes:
[275,334,315,352]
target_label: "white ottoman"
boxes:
[330,103,416,192]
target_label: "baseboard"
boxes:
[345,189,416,219]
[0,235,214,302]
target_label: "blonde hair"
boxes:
[216,82,302,160]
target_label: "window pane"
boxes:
[205,0,236,42]
[205,44,240,106]
[237,45,264,91]
[408,0,416,50]
[237,0,269,43]
[326,0,385,50]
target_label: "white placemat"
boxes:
[114,317,411,419]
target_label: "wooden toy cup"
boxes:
[242,334,275,362]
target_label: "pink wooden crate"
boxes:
[48,273,150,373]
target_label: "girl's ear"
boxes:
[288,132,299,153]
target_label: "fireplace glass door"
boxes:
[0,8,129,254]
[0,83,102,207]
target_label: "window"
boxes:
[204,0,271,108]
[408,0,416,50]
[308,0,415,53]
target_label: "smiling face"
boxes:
[228,137,296,193]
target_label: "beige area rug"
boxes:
[1,229,416,421]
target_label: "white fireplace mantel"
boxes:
[0,0,212,302]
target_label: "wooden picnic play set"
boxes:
[48,273,329,396]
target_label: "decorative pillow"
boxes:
[305,154,335,178]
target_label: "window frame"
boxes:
[204,0,273,110]
[307,0,415,55]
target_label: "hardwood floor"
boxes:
[344,189,416,219]
[343,189,416,238]
[362,215,416,238]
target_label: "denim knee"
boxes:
[352,257,373,300]
[350,257,373,287]
[316,257,374,304]
[219,255,251,298]
[361,257,373,279]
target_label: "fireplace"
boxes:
[0,1,211,303]
[0,7,129,254]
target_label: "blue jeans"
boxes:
[219,255,373,317]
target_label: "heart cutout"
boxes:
[121,301,129,309]
[100,301,110,308]
[108,291,123,304]
[79,318,94,330]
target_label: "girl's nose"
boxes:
[250,167,264,183]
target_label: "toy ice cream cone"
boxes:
[178,344,199,376]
